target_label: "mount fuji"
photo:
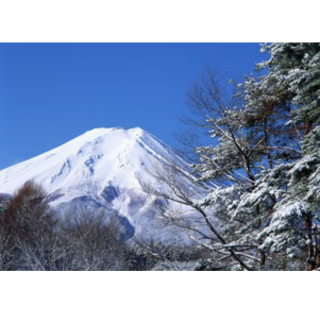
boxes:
[0,127,191,242]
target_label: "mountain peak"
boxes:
[0,127,188,242]
[81,126,145,135]
[0,126,176,195]
[73,127,146,144]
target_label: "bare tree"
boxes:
[0,182,134,271]
[0,181,63,270]
[0,196,14,270]
[60,210,130,271]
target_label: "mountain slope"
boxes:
[0,127,189,242]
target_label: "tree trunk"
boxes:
[304,119,312,136]
[304,211,316,271]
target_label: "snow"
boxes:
[0,127,189,242]
[258,201,308,256]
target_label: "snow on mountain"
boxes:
[0,127,190,242]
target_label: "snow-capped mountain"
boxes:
[0,127,189,242]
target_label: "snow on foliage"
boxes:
[258,201,309,257]
[185,43,320,270]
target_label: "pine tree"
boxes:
[258,43,320,135]
[240,75,301,167]
[184,43,320,270]
[141,43,320,270]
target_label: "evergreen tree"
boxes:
[258,43,320,135]
[240,75,301,168]
[156,43,320,270]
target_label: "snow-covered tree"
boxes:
[211,44,320,270]
[149,43,320,270]
[258,43,320,135]
[188,71,267,185]
[240,75,301,168]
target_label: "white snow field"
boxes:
[0,127,192,242]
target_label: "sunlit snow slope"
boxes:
[0,128,188,242]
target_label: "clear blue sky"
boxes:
[0,43,263,169]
